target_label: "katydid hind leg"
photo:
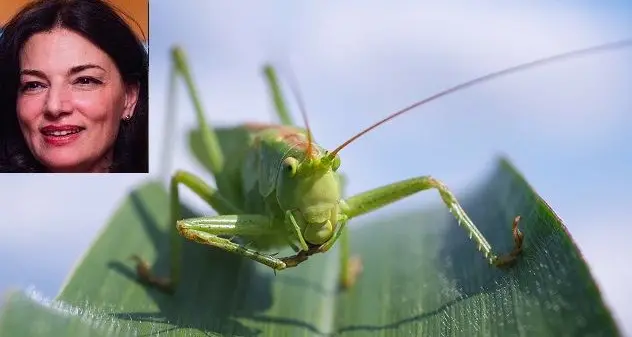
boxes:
[132,170,243,293]
[263,65,294,126]
[341,176,524,267]
[158,60,178,181]
[170,47,231,192]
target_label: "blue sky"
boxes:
[1,0,631,333]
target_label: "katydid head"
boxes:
[276,148,342,245]
[268,64,345,245]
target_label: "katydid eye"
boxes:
[332,155,341,171]
[324,150,341,171]
[282,157,298,176]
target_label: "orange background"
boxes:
[0,0,148,42]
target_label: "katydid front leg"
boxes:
[262,66,363,288]
[167,212,338,274]
[137,214,302,292]
[274,173,364,289]
[175,215,289,270]
[324,176,523,286]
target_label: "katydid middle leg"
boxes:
[132,170,244,292]
[338,226,364,289]
[134,170,312,292]
[335,173,364,289]
[333,176,524,268]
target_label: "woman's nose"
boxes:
[44,85,72,117]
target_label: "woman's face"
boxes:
[16,27,138,172]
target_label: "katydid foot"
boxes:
[277,244,363,289]
[339,255,363,289]
[335,216,522,290]
[130,255,175,293]
[492,216,524,268]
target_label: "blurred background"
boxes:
[1,0,631,334]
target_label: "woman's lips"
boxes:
[40,125,85,146]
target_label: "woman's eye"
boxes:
[20,82,44,92]
[75,77,102,86]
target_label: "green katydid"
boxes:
[132,39,632,293]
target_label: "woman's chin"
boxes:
[33,143,113,173]
[37,152,91,173]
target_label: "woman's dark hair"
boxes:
[0,0,148,173]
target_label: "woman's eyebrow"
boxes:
[19,69,46,78]
[19,64,106,78]
[68,64,106,75]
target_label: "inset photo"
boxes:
[0,0,148,173]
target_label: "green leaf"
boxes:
[0,158,620,336]
[0,290,136,337]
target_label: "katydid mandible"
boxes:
[132,39,632,293]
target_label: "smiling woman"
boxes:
[0,0,148,173]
